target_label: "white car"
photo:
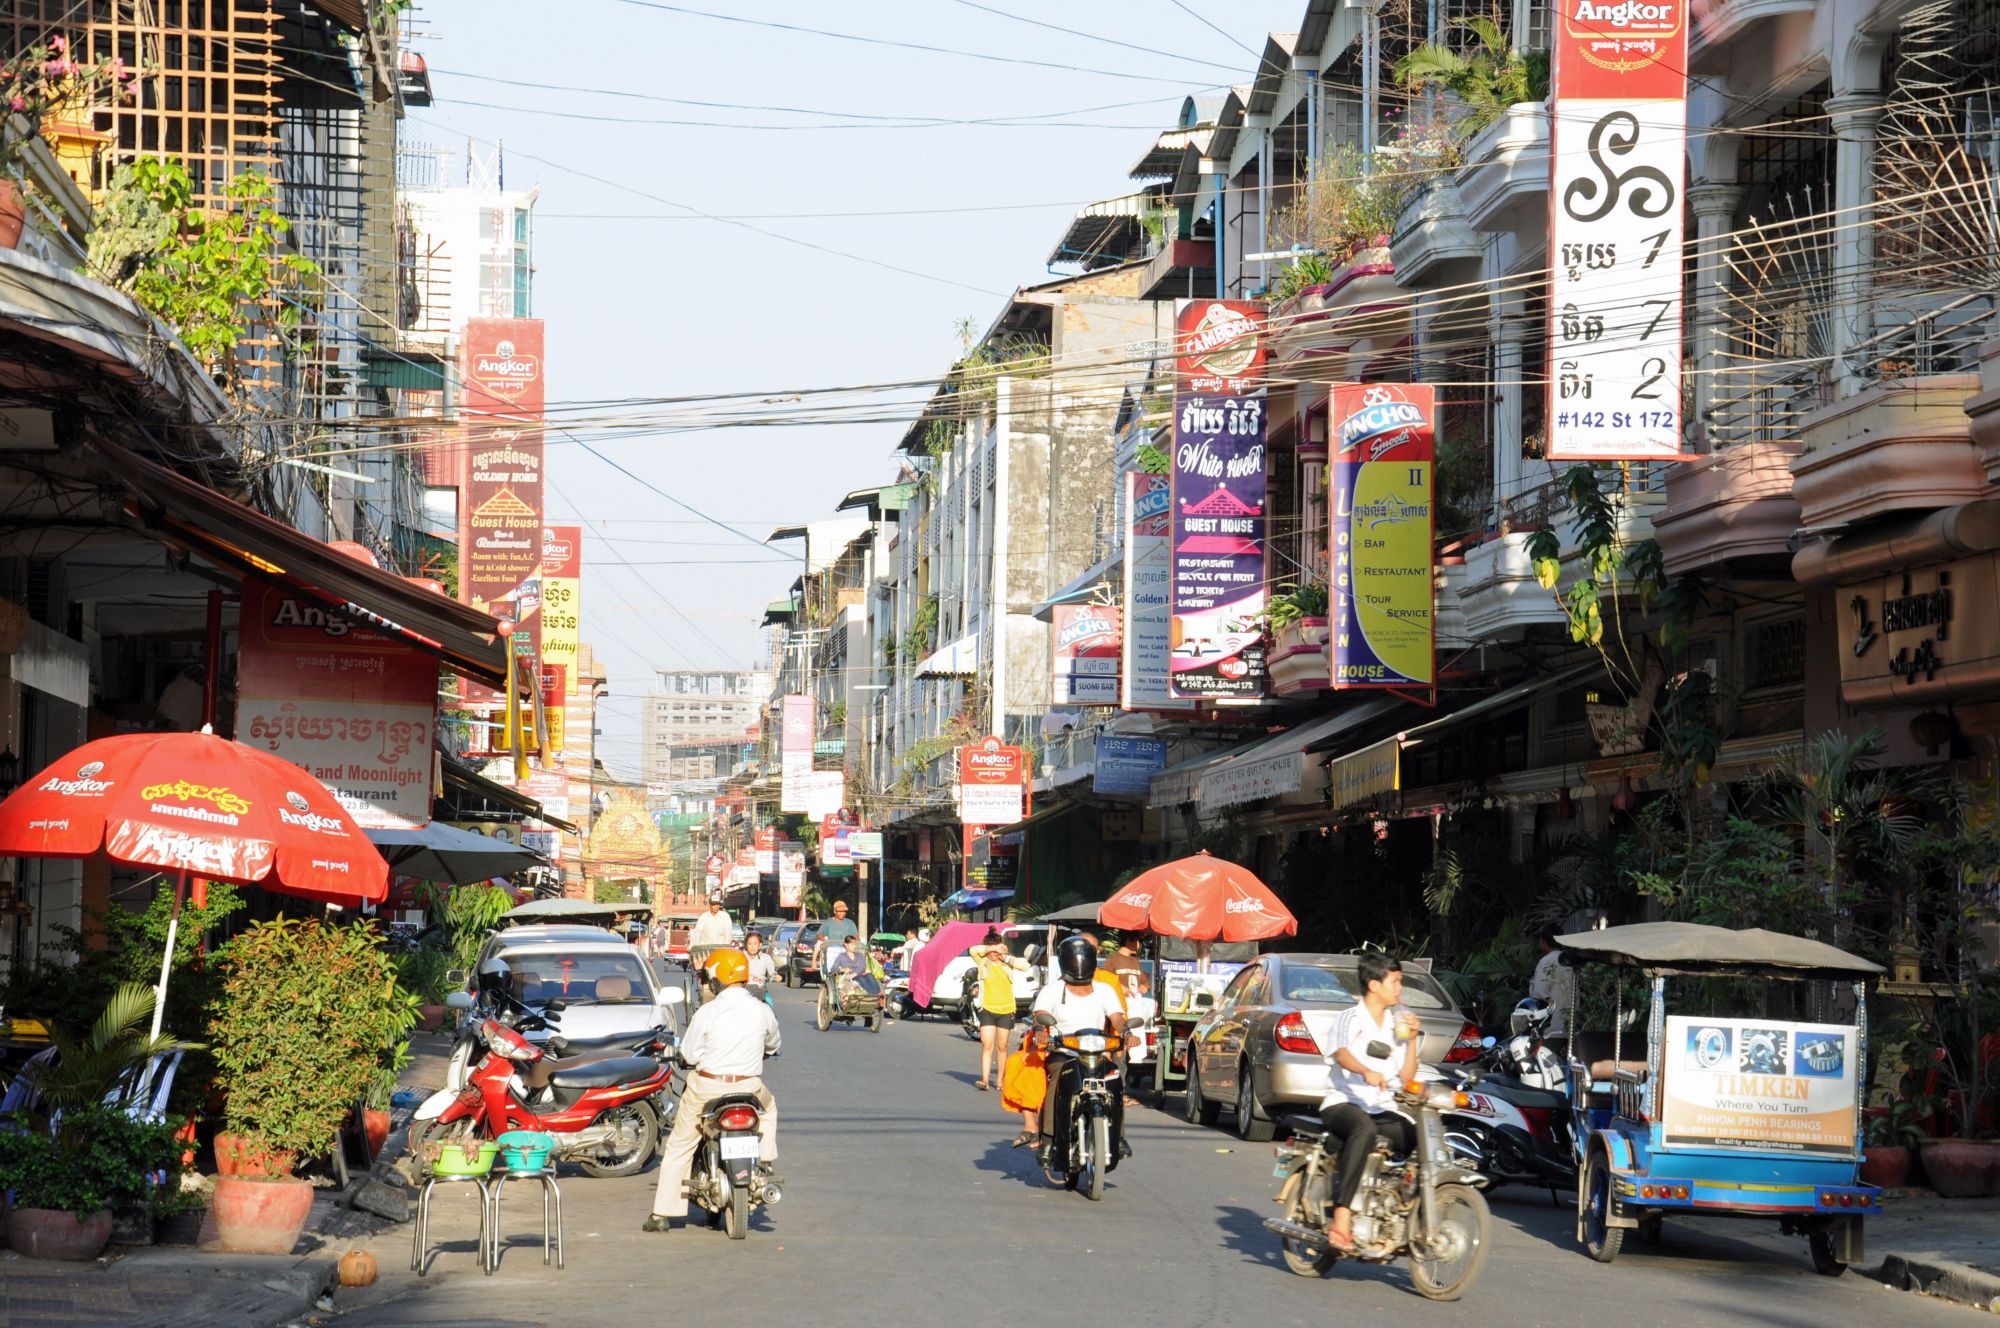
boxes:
[480,933,684,1052]
[930,924,1047,1018]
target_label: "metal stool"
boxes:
[411,1172,495,1276]
[485,1167,564,1272]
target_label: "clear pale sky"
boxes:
[414,0,1306,778]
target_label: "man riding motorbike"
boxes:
[1319,952,1422,1252]
[1033,934,1133,1167]
[645,947,780,1233]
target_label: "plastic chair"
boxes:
[485,1165,563,1272]
[410,1172,495,1277]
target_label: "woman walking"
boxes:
[970,930,1026,1091]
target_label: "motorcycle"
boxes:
[431,990,671,1099]
[1438,1002,1577,1194]
[1263,1080,1494,1301]
[1037,1024,1125,1201]
[409,996,681,1178]
[672,1054,783,1240]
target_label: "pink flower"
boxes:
[49,36,64,52]
[45,58,71,77]
[8,96,23,113]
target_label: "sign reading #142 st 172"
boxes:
[1545,0,1688,461]
[1329,385,1435,692]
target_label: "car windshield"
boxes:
[1281,967,1358,1004]
[1158,938,1258,963]
[502,952,652,1005]
[1322,963,1454,1011]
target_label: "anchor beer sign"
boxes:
[1329,384,1436,693]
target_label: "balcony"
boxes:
[1138,238,1215,301]
[1266,617,1329,697]
[1790,376,1985,530]
[1390,176,1481,289]
[1960,340,2000,484]
[1653,442,1804,577]
[1456,532,1569,644]
[1268,244,1408,379]
[1457,103,1549,235]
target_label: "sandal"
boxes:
[976,1080,990,1091]
[1010,1131,1036,1148]
[1325,1227,1356,1252]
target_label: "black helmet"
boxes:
[476,957,510,994]
[1056,934,1099,984]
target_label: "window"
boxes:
[1281,966,1356,1004]
[1744,614,1805,691]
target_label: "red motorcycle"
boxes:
[410,1009,673,1178]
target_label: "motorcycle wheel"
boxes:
[724,1183,750,1240]
[961,1003,981,1042]
[1078,1113,1109,1201]
[1234,1061,1275,1142]
[1409,1182,1492,1301]
[577,1099,661,1178]
[1581,1151,1623,1263]
[1280,1167,1338,1277]
[815,990,833,1032]
[870,1012,883,1033]
[406,1115,476,1180]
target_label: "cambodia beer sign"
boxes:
[1662,1017,1859,1157]
[235,578,437,829]
[1170,393,1268,698]
[1329,385,1436,692]
[1176,299,1268,395]
[1546,0,1688,460]
[956,736,1026,826]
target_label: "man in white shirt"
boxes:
[1529,929,1575,1036]
[1319,953,1421,1251]
[689,897,734,954]
[645,947,780,1233]
[1032,935,1132,1168]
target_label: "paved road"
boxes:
[335,983,1976,1326]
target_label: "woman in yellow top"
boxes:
[970,930,1029,1091]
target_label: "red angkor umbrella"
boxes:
[0,727,390,1034]
[1098,851,1298,942]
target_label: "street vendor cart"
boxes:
[1555,922,1885,1274]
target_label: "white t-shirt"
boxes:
[1530,950,1574,1035]
[1033,982,1122,1035]
[745,952,778,986]
[1320,1002,1408,1113]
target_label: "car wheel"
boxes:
[1235,1060,1276,1142]
[1183,1060,1221,1128]
[785,965,799,989]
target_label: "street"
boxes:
[334,982,1979,1327]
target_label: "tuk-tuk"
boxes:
[1554,922,1884,1274]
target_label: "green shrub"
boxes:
[0,1107,187,1217]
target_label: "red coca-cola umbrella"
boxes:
[0,727,389,1035]
[1098,851,1297,942]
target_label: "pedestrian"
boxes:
[1000,1023,1050,1150]
[1530,927,1575,1036]
[1318,953,1421,1252]
[969,929,1028,1091]
[1100,932,1143,985]
[644,947,780,1233]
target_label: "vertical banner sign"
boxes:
[235,578,437,829]
[778,842,805,908]
[460,317,547,712]
[1120,473,1193,712]
[1328,385,1437,691]
[1169,393,1269,698]
[1546,0,1688,460]
[956,736,1026,826]
[1051,604,1122,705]
[1175,299,1270,395]
[779,694,814,813]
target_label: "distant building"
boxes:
[641,670,770,788]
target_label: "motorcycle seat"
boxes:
[548,1055,658,1090]
[1280,1114,1327,1139]
[1481,1078,1569,1112]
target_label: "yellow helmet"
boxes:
[704,947,749,987]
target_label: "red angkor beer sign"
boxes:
[463,317,544,418]
[957,736,1026,827]
[1175,299,1268,395]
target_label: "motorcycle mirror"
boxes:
[445,991,475,1011]
[445,968,467,986]
[657,987,686,1005]
[545,998,568,1013]
[1023,943,1046,965]
[1192,992,1216,1012]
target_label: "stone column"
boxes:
[1686,182,1743,449]
[1492,314,1531,517]
[1826,91,1885,395]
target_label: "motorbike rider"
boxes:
[1032,933,1132,1166]
[645,947,780,1234]
[743,931,778,1003]
[1319,952,1421,1252]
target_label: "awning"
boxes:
[942,888,1015,911]
[369,820,544,884]
[985,801,1087,838]
[916,631,979,678]
[1196,700,1404,813]
[92,437,509,686]
[1048,192,1150,269]
[442,758,580,834]
[1392,661,1606,747]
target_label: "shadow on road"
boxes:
[971,1137,1061,1190]
[1212,1203,1406,1294]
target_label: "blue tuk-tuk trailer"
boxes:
[1553,922,1884,1274]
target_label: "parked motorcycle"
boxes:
[1037,1025,1125,1201]
[672,1054,783,1240]
[1439,1000,1577,1194]
[410,993,683,1178]
[1263,1080,1493,1301]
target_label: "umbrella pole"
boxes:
[150,872,186,1041]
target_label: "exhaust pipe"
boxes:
[1263,1217,1326,1248]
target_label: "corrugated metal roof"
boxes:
[1047,192,1151,270]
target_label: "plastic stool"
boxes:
[485,1167,564,1272]
[411,1173,494,1276]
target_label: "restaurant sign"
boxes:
[1837,558,1996,709]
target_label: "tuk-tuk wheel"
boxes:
[1581,1152,1623,1263]
[1808,1228,1847,1277]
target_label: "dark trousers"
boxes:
[1321,1103,1415,1210]
[1040,1054,1125,1157]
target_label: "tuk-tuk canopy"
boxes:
[1554,922,1883,980]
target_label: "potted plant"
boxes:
[1265,581,1330,694]
[0,39,132,248]
[0,1106,186,1259]
[208,917,400,1254]
[1860,1098,1922,1189]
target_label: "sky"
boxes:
[411,0,1308,778]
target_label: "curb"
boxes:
[1868,1252,2000,1314]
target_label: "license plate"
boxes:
[719,1135,760,1160]
[1274,1160,1292,1178]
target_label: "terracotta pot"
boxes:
[1918,1138,2000,1198]
[362,1108,390,1160]
[214,1132,296,1179]
[1859,1145,1911,1189]
[417,1003,445,1033]
[211,1175,315,1255]
[0,180,24,251]
[5,1207,114,1261]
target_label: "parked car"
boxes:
[781,920,826,987]
[747,915,787,942]
[929,923,1047,1016]
[475,932,685,1051]
[1184,953,1483,1141]
[459,924,620,993]
[769,921,806,979]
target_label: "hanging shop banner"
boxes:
[1661,1016,1859,1157]
[539,663,565,754]
[1546,0,1688,460]
[1052,604,1122,706]
[801,769,846,821]
[754,823,781,877]
[463,316,545,418]
[1121,473,1194,712]
[1170,394,1268,698]
[1329,737,1401,811]
[778,842,806,908]
[779,693,814,813]
[541,525,582,680]
[1093,735,1168,797]
[956,736,1026,826]
[1328,384,1436,691]
[1175,299,1269,396]
[235,577,437,830]
[462,421,545,651]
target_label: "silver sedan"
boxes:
[1183,953,1482,1141]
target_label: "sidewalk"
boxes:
[1864,1193,2000,1314]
